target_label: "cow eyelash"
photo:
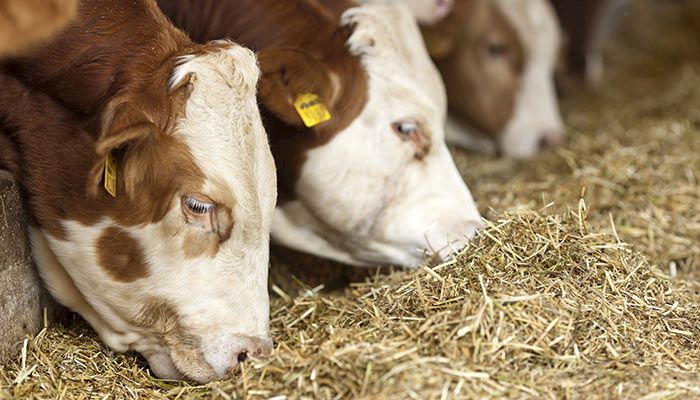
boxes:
[184,196,215,214]
[486,42,510,57]
[394,121,419,136]
[392,121,422,140]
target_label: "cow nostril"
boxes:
[539,131,565,149]
[237,352,248,363]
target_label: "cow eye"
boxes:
[486,41,510,57]
[392,121,421,138]
[184,195,215,215]
[391,120,430,158]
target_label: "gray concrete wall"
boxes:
[0,171,54,364]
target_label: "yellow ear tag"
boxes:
[294,93,332,128]
[104,153,117,197]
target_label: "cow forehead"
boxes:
[342,4,447,120]
[171,43,273,214]
[171,41,260,95]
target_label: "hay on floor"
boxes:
[2,208,700,399]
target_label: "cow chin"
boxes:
[143,345,219,383]
[143,351,185,381]
[497,95,564,158]
[271,202,480,267]
[270,202,420,267]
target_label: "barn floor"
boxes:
[1,1,699,399]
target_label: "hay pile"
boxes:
[2,209,700,399]
[2,0,700,398]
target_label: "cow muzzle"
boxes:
[143,333,273,383]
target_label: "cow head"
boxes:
[425,0,564,157]
[32,42,277,383]
[258,4,482,267]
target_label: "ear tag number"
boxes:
[104,153,117,197]
[294,93,332,128]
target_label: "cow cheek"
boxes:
[182,230,220,259]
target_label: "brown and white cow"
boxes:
[1,0,276,383]
[0,0,77,57]
[159,0,483,267]
[421,0,565,157]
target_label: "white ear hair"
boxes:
[170,55,196,89]
[341,2,422,57]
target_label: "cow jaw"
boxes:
[271,4,482,267]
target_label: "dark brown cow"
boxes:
[0,0,277,383]
[159,0,483,267]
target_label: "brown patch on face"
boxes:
[182,230,220,259]
[133,299,184,335]
[424,0,525,137]
[96,226,149,282]
[158,0,369,202]
[133,298,217,381]
[216,204,234,242]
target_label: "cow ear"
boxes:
[257,48,337,128]
[88,98,156,197]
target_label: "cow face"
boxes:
[425,0,564,157]
[425,0,524,146]
[259,4,482,267]
[32,43,277,383]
